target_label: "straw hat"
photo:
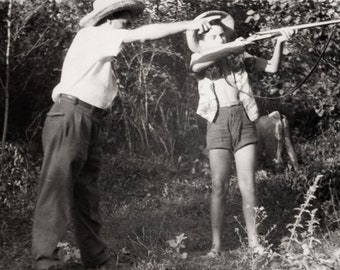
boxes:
[79,0,145,28]
[186,10,235,53]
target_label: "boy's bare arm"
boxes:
[190,39,247,73]
[255,29,294,73]
[122,16,220,43]
[191,60,216,73]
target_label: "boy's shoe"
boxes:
[201,248,221,259]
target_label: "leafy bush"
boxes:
[0,142,39,211]
[1,0,339,157]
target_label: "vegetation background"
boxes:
[0,0,339,269]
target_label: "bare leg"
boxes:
[234,144,260,248]
[209,149,233,252]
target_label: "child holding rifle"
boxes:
[31,0,219,269]
[186,10,294,257]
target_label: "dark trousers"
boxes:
[32,97,109,269]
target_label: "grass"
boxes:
[1,132,340,270]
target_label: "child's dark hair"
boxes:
[197,20,234,41]
[95,10,131,26]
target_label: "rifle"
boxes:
[193,19,340,64]
[247,18,340,42]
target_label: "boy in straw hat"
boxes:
[31,0,219,269]
[186,10,294,257]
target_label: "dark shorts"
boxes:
[206,105,258,152]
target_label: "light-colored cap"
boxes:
[79,0,145,28]
[186,10,235,53]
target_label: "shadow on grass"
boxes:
[0,208,33,270]
[2,153,337,270]
[97,161,306,269]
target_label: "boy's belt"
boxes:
[221,102,241,108]
[58,94,108,117]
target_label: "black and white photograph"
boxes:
[1,0,340,269]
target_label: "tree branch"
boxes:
[13,0,49,41]
[2,0,13,147]
[320,57,340,74]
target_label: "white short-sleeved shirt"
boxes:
[52,26,128,109]
[191,52,260,122]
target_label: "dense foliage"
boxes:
[1,0,339,224]
[1,1,340,269]
[0,0,339,153]
[0,0,339,219]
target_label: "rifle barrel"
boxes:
[257,18,340,35]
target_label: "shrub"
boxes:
[0,142,39,211]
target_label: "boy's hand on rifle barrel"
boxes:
[277,29,295,42]
[188,15,221,34]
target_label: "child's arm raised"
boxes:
[190,38,248,73]
[122,16,220,43]
[253,29,294,73]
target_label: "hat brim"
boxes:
[186,10,235,53]
[79,0,145,28]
